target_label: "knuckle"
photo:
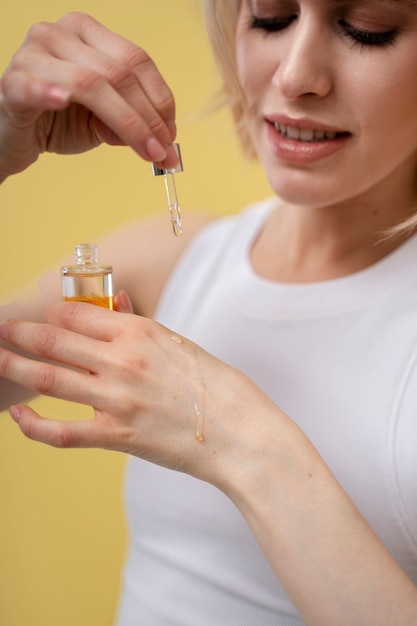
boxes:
[104,61,133,90]
[121,45,150,71]
[147,114,169,139]
[58,301,83,328]
[52,425,75,449]
[26,21,54,45]
[112,348,148,380]
[151,85,175,118]
[58,11,94,31]
[120,110,143,136]
[60,10,87,23]
[32,325,58,356]
[74,67,104,94]
[0,350,14,379]
[125,50,175,116]
[34,365,57,395]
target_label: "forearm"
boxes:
[226,412,417,626]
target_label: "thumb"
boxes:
[113,289,134,313]
[9,404,100,449]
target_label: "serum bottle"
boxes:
[61,243,113,309]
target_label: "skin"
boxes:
[0,12,179,181]
[237,0,417,281]
[1,4,417,624]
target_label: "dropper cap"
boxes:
[152,143,183,176]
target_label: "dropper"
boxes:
[152,143,184,236]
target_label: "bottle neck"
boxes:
[75,243,98,267]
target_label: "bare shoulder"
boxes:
[96,212,215,317]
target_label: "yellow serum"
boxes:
[61,244,113,310]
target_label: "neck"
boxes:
[251,182,417,284]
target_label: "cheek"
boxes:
[361,78,417,164]
[236,37,272,105]
[350,53,417,132]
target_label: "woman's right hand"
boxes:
[0,12,178,182]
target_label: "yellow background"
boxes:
[0,1,270,625]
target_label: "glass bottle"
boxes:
[61,243,113,309]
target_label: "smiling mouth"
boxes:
[274,122,349,142]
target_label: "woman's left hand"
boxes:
[3,302,416,626]
[0,301,256,484]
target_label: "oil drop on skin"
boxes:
[195,402,204,443]
[171,334,205,442]
[61,243,114,309]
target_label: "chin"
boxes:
[253,135,350,208]
[264,167,334,208]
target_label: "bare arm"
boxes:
[0,306,416,625]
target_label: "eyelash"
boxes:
[250,16,296,34]
[339,20,397,48]
[249,16,398,49]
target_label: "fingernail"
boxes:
[9,405,21,422]
[0,322,7,339]
[153,145,180,171]
[117,289,133,313]
[146,136,168,162]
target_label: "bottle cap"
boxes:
[152,143,183,176]
[75,243,98,266]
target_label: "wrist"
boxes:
[203,370,305,504]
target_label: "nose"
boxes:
[272,16,333,100]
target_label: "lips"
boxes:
[266,118,351,164]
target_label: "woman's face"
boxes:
[236,0,417,210]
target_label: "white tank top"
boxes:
[115,199,417,625]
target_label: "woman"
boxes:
[1,1,417,624]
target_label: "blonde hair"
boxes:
[202,0,256,157]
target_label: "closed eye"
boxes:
[249,15,297,34]
[339,20,397,48]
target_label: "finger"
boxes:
[21,15,177,164]
[34,56,170,162]
[44,301,130,340]
[61,13,177,141]
[50,25,175,148]
[9,46,169,161]
[0,345,106,405]
[0,317,108,371]
[114,289,134,313]
[1,69,71,124]
[9,404,107,449]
